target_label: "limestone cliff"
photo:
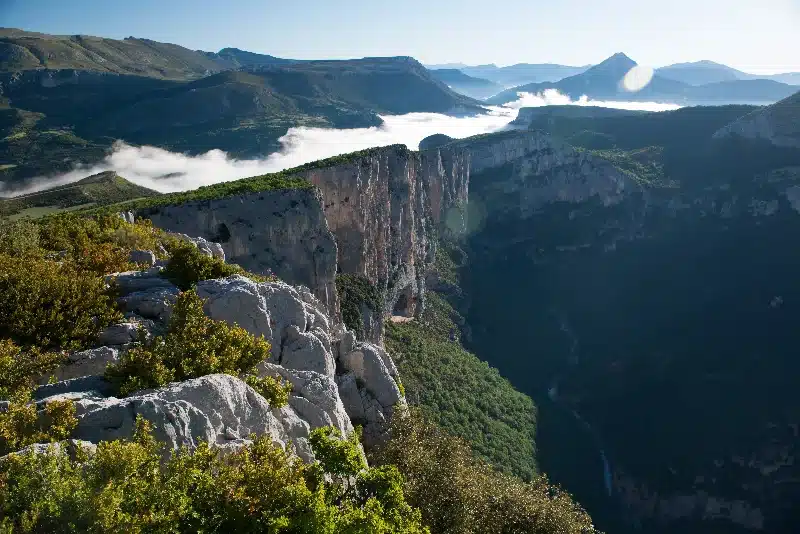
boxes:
[296,145,469,333]
[137,188,339,316]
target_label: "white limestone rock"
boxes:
[120,287,179,321]
[257,362,352,436]
[36,347,120,385]
[171,233,225,260]
[129,249,157,267]
[69,374,311,458]
[196,276,336,376]
[97,322,142,345]
[340,343,403,409]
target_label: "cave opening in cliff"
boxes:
[393,290,411,317]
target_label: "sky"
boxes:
[1,0,798,74]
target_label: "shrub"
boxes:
[0,219,40,257]
[35,214,165,275]
[106,290,271,396]
[371,410,598,534]
[0,339,64,399]
[244,374,292,408]
[0,418,429,533]
[0,254,122,350]
[0,388,77,456]
[163,243,266,290]
[337,274,383,339]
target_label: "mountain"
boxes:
[0,29,481,186]
[424,62,469,70]
[486,53,797,106]
[460,62,589,87]
[767,72,800,85]
[657,60,800,87]
[714,89,800,148]
[656,60,748,85]
[0,170,158,217]
[429,69,503,99]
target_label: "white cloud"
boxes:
[1,90,681,197]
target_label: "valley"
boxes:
[2,13,800,534]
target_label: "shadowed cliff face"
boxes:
[298,145,471,342]
[459,133,800,533]
[138,188,340,317]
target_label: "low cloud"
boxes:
[1,90,681,197]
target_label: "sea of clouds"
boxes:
[0,89,681,197]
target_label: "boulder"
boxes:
[340,343,402,409]
[196,276,335,375]
[97,322,142,345]
[119,287,179,321]
[68,374,311,458]
[281,325,335,377]
[118,211,135,224]
[336,372,396,446]
[171,233,225,260]
[36,347,120,385]
[33,375,115,402]
[129,249,157,266]
[1,440,97,462]
[107,268,176,295]
[257,362,352,436]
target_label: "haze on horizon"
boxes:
[2,0,798,75]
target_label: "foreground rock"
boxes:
[196,276,337,377]
[36,347,119,385]
[52,374,319,462]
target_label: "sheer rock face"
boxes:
[297,145,470,342]
[138,188,339,318]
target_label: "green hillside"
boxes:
[0,171,159,218]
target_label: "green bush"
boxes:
[0,219,40,257]
[337,274,383,339]
[106,290,271,396]
[0,254,122,351]
[0,339,64,399]
[244,374,292,408]
[0,418,429,533]
[162,242,271,290]
[371,410,597,534]
[0,388,77,457]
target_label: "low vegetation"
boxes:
[337,274,384,339]
[162,242,273,290]
[0,254,122,351]
[386,239,538,480]
[105,290,272,397]
[0,418,428,533]
[0,212,596,533]
[371,410,597,534]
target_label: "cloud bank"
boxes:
[1,91,681,197]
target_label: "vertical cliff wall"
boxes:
[137,188,339,316]
[296,145,471,332]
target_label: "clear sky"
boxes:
[2,0,798,74]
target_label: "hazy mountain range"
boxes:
[426,58,800,91]
[486,53,798,105]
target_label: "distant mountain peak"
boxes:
[586,53,637,76]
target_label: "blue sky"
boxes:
[2,0,798,74]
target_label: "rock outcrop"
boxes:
[61,374,319,462]
[195,276,337,377]
[138,188,338,316]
